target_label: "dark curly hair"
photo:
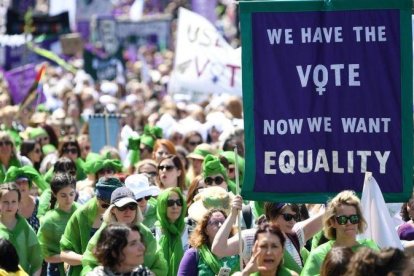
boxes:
[93,223,141,269]
[189,208,230,249]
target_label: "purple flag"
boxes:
[5,64,46,105]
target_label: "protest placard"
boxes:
[240,0,413,203]
[168,8,241,99]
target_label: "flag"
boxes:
[359,172,403,249]
[19,64,46,111]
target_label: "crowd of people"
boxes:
[0,1,413,276]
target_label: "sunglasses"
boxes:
[281,213,300,222]
[137,196,152,202]
[188,140,201,146]
[100,202,110,209]
[33,148,41,154]
[158,165,175,171]
[335,214,360,225]
[208,219,225,227]
[204,176,224,186]
[63,148,78,154]
[167,199,183,207]
[0,141,12,147]
[117,204,138,211]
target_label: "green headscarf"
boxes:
[156,187,187,276]
[4,165,49,192]
[140,125,163,149]
[83,155,123,175]
[202,154,228,182]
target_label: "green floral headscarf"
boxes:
[156,187,187,276]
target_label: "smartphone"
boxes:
[217,267,231,276]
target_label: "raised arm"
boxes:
[297,205,325,242]
[211,195,243,257]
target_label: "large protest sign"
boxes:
[168,8,241,99]
[240,0,413,203]
[83,46,125,82]
[116,15,171,51]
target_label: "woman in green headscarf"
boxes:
[4,165,49,232]
[156,187,189,276]
[0,131,31,183]
[202,154,235,193]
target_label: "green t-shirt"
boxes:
[60,197,99,276]
[0,215,43,274]
[250,265,296,276]
[81,221,167,276]
[301,239,379,276]
[37,204,79,276]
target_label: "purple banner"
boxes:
[252,10,401,193]
[4,64,46,105]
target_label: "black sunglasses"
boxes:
[335,214,360,225]
[137,196,152,202]
[0,141,12,147]
[63,148,78,154]
[117,204,138,211]
[205,176,224,186]
[158,165,175,171]
[167,199,183,207]
[281,213,300,222]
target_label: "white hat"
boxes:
[125,174,160,200]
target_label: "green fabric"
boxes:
[42,144,57,155]
[0,215,43,274]
[156,187,187,276]
[60,197,99,276]
[140,125,163,149]
[37,203,79,276]
[83,157,123,175]
[4,165,49,192]
[227,179,237,194]
[80,222,167,276]
[75,158,87,180]
[202,154,228,182]
[221,151,245,185]
[0,156,22,183]
[37,188,52,218]
[4,128,22,149]
[28,127,48,139]
[142,198,157,228]
[198,245,239,275]
[127,149,140,167]
[301,239,380,276]
[127,136,140,150]
[252,201,265,219]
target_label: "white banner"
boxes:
[168,8,241,98]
